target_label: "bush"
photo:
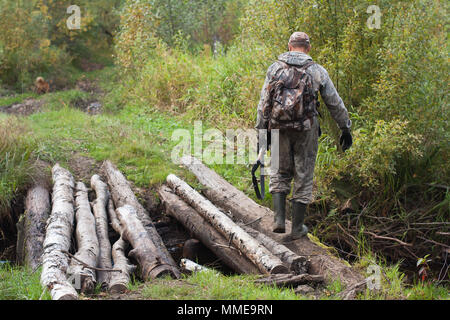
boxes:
[0,118,35,219]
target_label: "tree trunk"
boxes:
[166,174,288,275]
[101,160,180,279]
[68,182,99,294]
[16,185,50,270]
[180,156,365,288]
[158,186,260,275]
[107,200,135,294]
[40,164,78,300]
[240,224,308,275]
[116,205,178,280]
[90,174,112,289]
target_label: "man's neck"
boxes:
[290,49,309,54]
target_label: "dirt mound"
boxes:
[0,98,43,116]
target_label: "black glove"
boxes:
[340,129,353,152]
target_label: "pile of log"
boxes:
[160,156,366,297]
[160,173,324,288]
[20,161,179,300]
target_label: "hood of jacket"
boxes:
[278,51,313,67]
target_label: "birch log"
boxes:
[240,224,309,275]
[116,205,178,280]
[107,200,135,293]
[40,164,78,300]
[16,185,50,270]
[180,156,365,288]
[159,186,260,275]
[102,160,180,279]
[91,174,112,289]
[180,259,213,273]
[166,174,288,275]
[68,182,99,294]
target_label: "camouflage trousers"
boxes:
[269,120,319,204]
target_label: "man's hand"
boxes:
[340,129,353,152]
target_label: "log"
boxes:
[166,174,288,275]
[180,156,365,288]
[240,224,309,275]
[116,205,178,280]
[40,164,78,300]
[68,182,99,294]
[159,186,260,275]
[16,185,51,270]
[180,258,213,273]
[102,160,180,279]
[255,273,324,288]
[91,174,112,289]
[107,200,135,294]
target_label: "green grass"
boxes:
[0,92,38,107]
[0,263,50,300]
[139,271,302,300]
[1,67,448,300]
[0,117,35,219]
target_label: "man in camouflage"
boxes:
[256,32,353,240]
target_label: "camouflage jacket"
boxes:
[255,51,352,131]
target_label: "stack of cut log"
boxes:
[21,161,180,300]
[160,156,366,298]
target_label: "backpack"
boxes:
[263,60,319,131]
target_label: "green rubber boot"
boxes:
[290,201,309,240]
[272,193,286,233]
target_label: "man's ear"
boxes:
[288,44,292,52]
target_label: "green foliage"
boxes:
[0,0,122,90]
[0,117,35,220]
[0,263,50,300]
[150,0,243,48]
[333,120,423,190]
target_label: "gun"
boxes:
[252,146,266,200]
[252,131,270,200]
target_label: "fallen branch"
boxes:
[64,251,121,273]
[364,231,412,247]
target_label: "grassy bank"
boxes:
[1,66,448,299]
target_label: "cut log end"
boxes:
[108,283,128,294]
[270,265,289,275]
